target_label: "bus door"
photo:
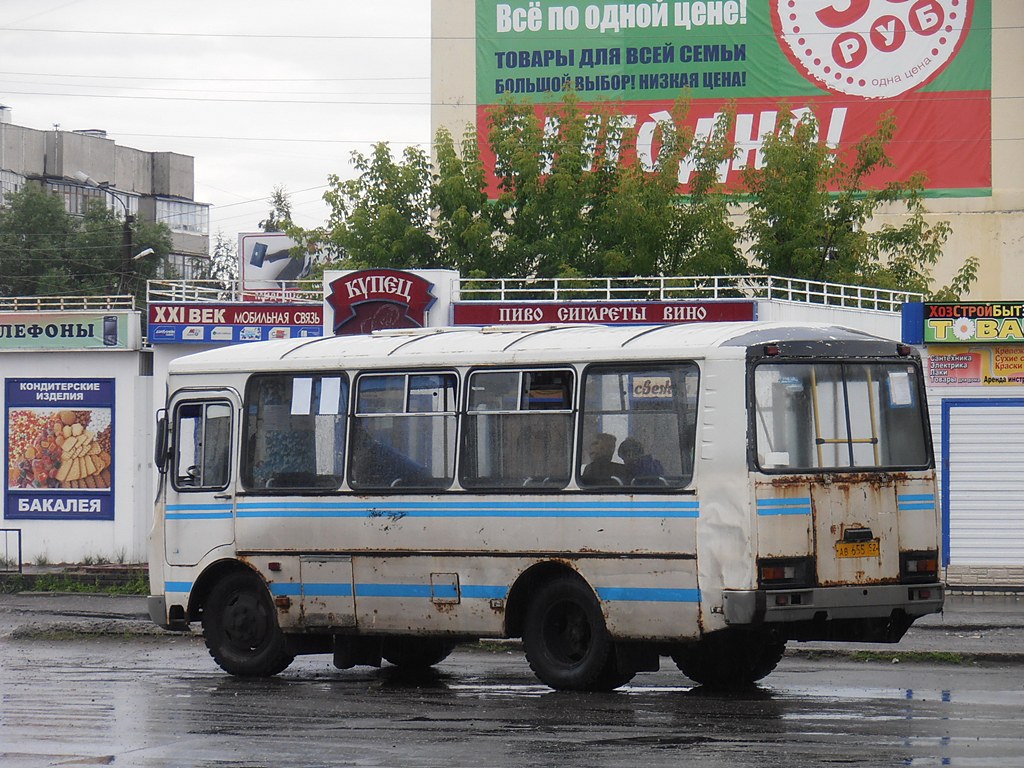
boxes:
[165,390,238,567]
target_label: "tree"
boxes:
[741,110,967,297]
[0,185,172,308]
[303,143,439,270]
[258,185,293,233]
[197,230,239,287]
[298,94,972,299]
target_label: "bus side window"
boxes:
[173,401,232,491]
[460,369,574,490]
[241,374,348,491]
[578,364,699,489]
[349,372,457,491]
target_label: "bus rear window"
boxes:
[753,362,930,471]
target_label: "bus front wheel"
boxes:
[671,629,785,688]
[523,575,633,691]
[203,570,294,677]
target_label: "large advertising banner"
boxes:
[476,0,991,196]
[5,379,115,520]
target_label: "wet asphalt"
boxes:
[0,590,1021,661]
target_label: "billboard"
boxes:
[5,378,115,520]
[147,303,323,345]
[476,0,991,196]
[239,232,314,292]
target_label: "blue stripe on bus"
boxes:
[234,499,699,520]
[596,587,700,603]
[897,494,936,512]
[756,497,812,515]
[166,502,234,521]
[165,580,694,604]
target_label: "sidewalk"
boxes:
[0,590,1021,660]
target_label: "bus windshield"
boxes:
[753,361,930,472]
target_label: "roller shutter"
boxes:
[943,398,1024,566]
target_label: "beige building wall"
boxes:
[431,2,1024,300]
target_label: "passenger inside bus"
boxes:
[617,437,664,482]
[580,433,631,486]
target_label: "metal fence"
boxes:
[0,295,135,311]
[456,275,921,312]
[146,280,322,306]
[144,275,920,314]
[0,529,22,573]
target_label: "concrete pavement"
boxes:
[0,589,1020,660]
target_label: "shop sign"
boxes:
[325,269,437,335]
[452,300,755,325]
[0,312,131,351]
[5,378,115,520]
[924,302,1024,344]
[927,346,1024,387]
[147,303,323,345]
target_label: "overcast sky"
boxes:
[0,0,432,246]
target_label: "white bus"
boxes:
[149,322,943,691]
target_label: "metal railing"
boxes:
[142,275,919,314]
[457,275,922,313]
[0,529,22,574]
[146,280,322,305]
[0,295,135,311]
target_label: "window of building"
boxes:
[578,364,699,489]
[46,182,137,219]
[460,369,574,490]
[242,373,349,491]
[156,197,210,235]
[349,373,458,491]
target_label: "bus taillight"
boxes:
[758,557,814,589]
[900,551,940,583]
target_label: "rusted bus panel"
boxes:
[753,479,814,559]
[348,555,514,637]
[233,493,698,558]
[812,475,900,586]
[894,475,941,552]
[580,557,701,643]
[239,554,303,631]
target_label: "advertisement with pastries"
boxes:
[4,378,115,520]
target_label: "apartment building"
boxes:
[0,105,210,279]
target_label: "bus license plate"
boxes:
[835,540,880,559]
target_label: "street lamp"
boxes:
[73,171,136,296]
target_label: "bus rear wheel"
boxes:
[523,575,634,691]
[382,637,455,670]
[671,629,785,688]
[203,570,294,677]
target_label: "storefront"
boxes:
[905,301,1024,588]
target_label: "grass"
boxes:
[0,573,149,596]
[849,650,968,665]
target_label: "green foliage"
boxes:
[259,185,293,233]
[742,110,956,296]
[0,185,173,306]
[0,572,149,595]
[295,95,970,299]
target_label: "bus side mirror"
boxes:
[154,410,170,474]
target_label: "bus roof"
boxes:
[166,322,894,376]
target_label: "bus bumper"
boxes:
[721,583,944,639]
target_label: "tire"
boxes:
[382,637,455,669]
[671,629,785,689]
[522,575,634,692]
[202,570,294,677]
